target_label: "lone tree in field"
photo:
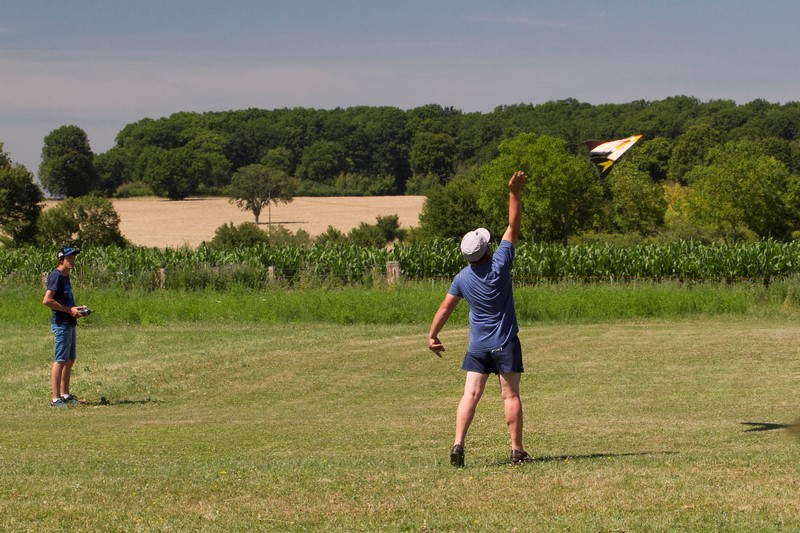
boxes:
[229,164,297,225]
[39,125,98,197]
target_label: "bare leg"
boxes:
[61,359,75,396]
[51,362,66,400]
[498,372,523,451]
[454,371,489,446]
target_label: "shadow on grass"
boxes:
[741,421,800,433]
[79,397,164,407]
[530,451,678,464]
[489,451,678,466]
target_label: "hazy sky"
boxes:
[2,1,799,176]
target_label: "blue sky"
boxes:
[2,1,799,176]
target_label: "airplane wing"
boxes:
[584,134,642,178]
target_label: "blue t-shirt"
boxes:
[47,269,77,326]
[448,239,518,353]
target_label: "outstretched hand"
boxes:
[508,170,527,193]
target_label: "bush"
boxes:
[348,223,386,247]
[114,181,154,198]
[375,214,407,242]
[315,226,347,246]
[206,222,269,249]
[265,225,311,247]
[206,222,312,250]
[347,215,407,247]
[38,196,127,247]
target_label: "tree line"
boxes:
[2,95,800,247]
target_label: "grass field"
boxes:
[2,290,799,531]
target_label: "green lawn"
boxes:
[1,317,798,531]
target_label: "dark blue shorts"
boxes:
[462,335,523,374]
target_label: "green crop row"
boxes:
[2,240,800,290]
[512,240,800,284]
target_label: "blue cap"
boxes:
[57,247,80,259]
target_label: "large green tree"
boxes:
[113,116,232,198]
[260,147,294,174]
[39,125,98,197]
[478,133,602,244]
[418,169,485,239]
[669,122,721,182]
[296,140,349,185]
[606,166,667,235]
[182,129,232,191]
[409,132,457,183]
[686,140,795,240]
[139,147,199,200]
[0,145,43,245]
[94,146,134,196]
[623,136,673,182]
[229,164,297,225]
[342,106,411,188]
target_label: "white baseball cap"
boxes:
[460,228,490,262]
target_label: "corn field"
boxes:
[2,240,800,290]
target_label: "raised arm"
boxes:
[500,171,527,246]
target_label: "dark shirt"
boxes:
[47,269,76,326]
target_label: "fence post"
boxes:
[268,266,275,284]
[386,261,400,285]
[41,271,48,289]
[159,268,167,289]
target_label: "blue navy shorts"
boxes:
[52,323,77,363]
[462,335,523,374]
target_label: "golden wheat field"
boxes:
[47,196,426,248]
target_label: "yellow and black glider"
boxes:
[584,134,642,178]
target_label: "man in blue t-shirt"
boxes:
[428,170,530,467]
[43,246,88,407]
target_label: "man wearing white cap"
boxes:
[428,170,529,467]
